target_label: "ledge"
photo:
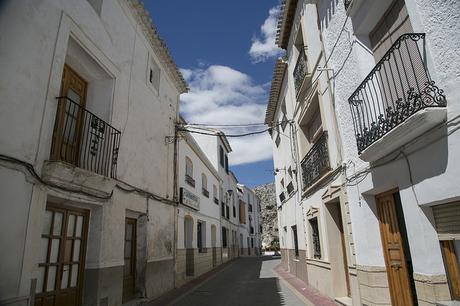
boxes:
[42,160,114,195]
[359,107,447,162]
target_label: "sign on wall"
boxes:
[180,187,200,210]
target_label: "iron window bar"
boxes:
[348,33,446,154]
[185,174,195,187]
[51,96,121,178]
[293,50,309,97]
[300,131,330,190]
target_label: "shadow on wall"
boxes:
[172,257,286,306]
[317,0,340,31]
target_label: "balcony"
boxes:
[214,197,219,205]
[50,97,120,178]
[348,33,447,161]
[293,50,311,98]
[202,188,210,198]
[300,132,330,190]
[185,174,195,187]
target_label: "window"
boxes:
[185,157,195,187]
[221,201,225,217]
[292,225,299,257]
[310,218,321,259]
[197,221,206,253]
[201,173,209,197]
[222,227,227,248]
[280,178,284,188]
[249,204,253,212]
[233,205,236,218]
[148,55,161,92]
[213,184,218,204]
[287,182,294,195]
[251,238,254,248]
[226,205,230,219]
[225,155,229,174]
[219,146,224,167]
[239,201,246,224]
[279,192,286,203]
[275,134,281,147]
[299,93,323,151]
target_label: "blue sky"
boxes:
[144,0,282,187]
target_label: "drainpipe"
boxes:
[172,99,180,288]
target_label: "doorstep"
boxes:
[335,296,352,306]
[273,264,338,306]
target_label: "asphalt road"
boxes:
[171,256,308,306]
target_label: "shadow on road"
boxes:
[172,256,292,306]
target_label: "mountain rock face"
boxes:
[253,182,279,250]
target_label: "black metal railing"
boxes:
[344,0,353,10]
[214,197,219,205]
[348,33,446,154]
[202,188,209,198]
[50,97,120,178]
[279,192,286,203]
[301,131,330,190]
[185,174,195,187]
[293,51,308,97]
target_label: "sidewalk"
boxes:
[273,264,338,306]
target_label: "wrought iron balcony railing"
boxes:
[348,33,446,154]
[293,51,309,97]
[50,97,120,178]
[301,131,330,190]
[214,197,219,205]
[185,174,195,187]
[202,188,209,198]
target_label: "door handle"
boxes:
[390,262,401,270]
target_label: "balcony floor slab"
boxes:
[359,107,447,162]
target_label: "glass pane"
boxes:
[61,265,69,289]
[67,214,76,237]
[36,266,45,293]
[73,240,81,262]
[42,210,52,235]
[53,212,63,236]
[50,239,60,263]
[64,117,77,142]
[46,266,57,292]
[125,223,133,241]
[39,238,49,263]
[75,216,83,238]
[67,89,81,105]
[64,239,72,262]
[70,264,79,287]
[124,241,132,259]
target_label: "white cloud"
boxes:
[249,6,284,63]
[180,65,273,166]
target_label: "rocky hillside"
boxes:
[253,182,279,250]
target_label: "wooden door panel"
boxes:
[35,204,89,306]
[441,240,460,300]
[377,193,414,306]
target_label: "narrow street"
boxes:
[170,257,309,306]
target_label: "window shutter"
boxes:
[433,202,460,240]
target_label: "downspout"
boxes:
[172,97,180,288]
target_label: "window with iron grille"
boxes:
[292,225,299,257]
[310,218,321,259]
[222,227,227,248]
[279,192,286,203]
[287,182,294,195]
[219,146,224,167]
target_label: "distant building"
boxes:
[266,0,460,305]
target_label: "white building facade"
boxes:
[176,123,223,286]
[0,0,187,305]
[267,0,460,305]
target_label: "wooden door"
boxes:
[211,226,217,267]
[377,193,414,306]
[123,218,137,303]
[441,240,460,300]
[35,204,89,306]
[51,65,87,164]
